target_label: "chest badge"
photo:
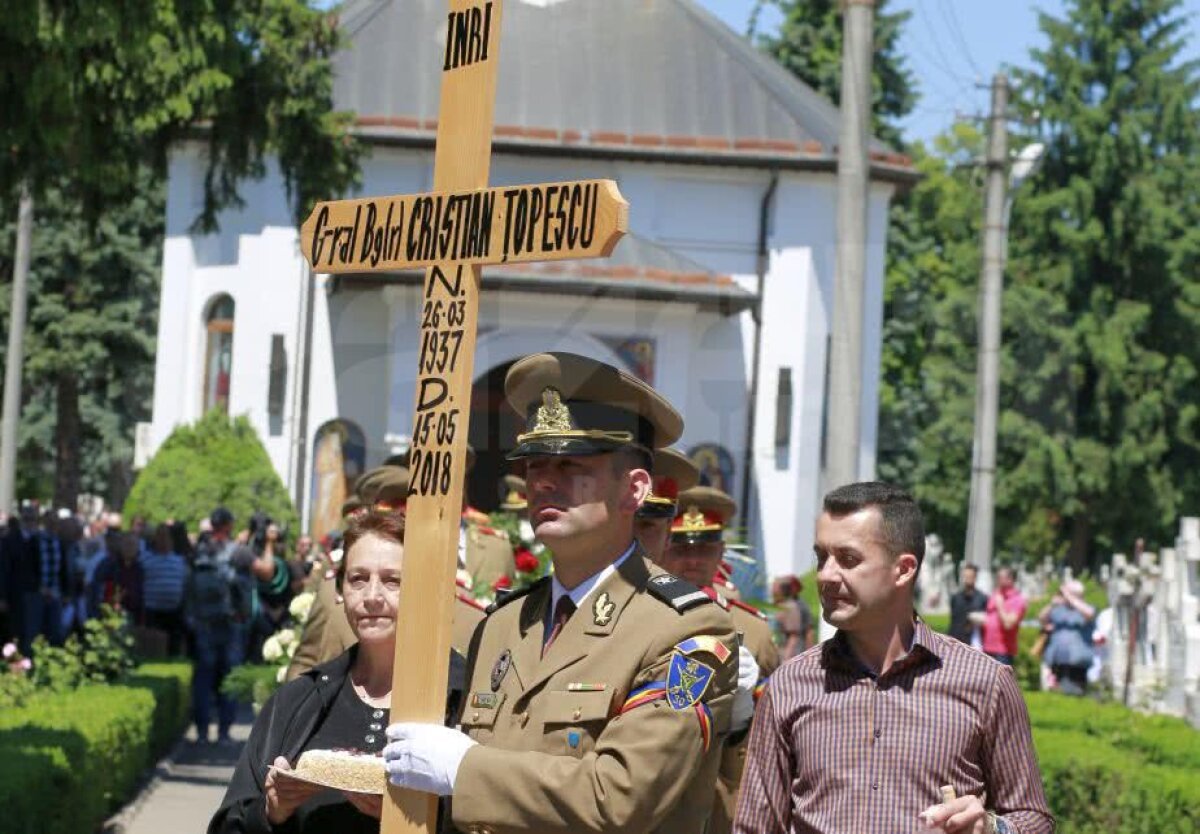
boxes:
[490,649,512,692]
[592,591,616,626]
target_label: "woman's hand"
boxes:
[342,791,383,819]
[264,756,321,825]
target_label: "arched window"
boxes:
[203,294,235,414]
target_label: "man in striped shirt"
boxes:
[735,482,1053,834]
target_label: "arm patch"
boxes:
[645,573,712,613]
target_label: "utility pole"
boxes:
[964,74,1010,587]
[825,0,875,489]
[0,187,34,511]
[292,263,317,531]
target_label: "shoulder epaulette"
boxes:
[701,585,730,610]
[728,598,768,620]
[646,573,712,613]
[485,576,549,615]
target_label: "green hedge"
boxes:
[1027,693,1198,833]
[0,663,192,834]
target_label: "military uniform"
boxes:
[454,552,735,833]
[464,522,516,590]
[668,485,779,834]
[447,352,737,833]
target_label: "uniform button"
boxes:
[472,712,480,722]
[573,708,582,720]
[872,782,879,790]
[365,734,377,744]
[874,729,881,738]
[372,709,384,719]
[320,675,329,681]
[369,723,382,731]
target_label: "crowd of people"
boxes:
[0,501,331,744]
[949,560,1103,696]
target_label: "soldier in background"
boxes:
[633,447,699,563]
[657,485,781,834]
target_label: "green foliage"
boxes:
[0,0,362,505]
[125,409,299,532]
[0,0,361,229]
[750,0,917,147]
[29,605,138,693]
[0,174,163,505]
[222,662,284,708]
[878,0,1200,567]
[0,663,191,834]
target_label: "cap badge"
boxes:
[531,387,574,434]
[682,505,707,530]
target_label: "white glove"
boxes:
[731,645,760,732]
[382,723,477,796]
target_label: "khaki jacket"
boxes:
[708,595,781,834]
[465,524,516,590]
[451,549,737,834]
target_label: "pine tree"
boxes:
[0,1,362,507]
[1006,0,1200,566]
[751,0,918,147]
[0,175,162,506]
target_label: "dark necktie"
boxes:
[543,595,576,657]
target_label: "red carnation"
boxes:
[514,549,540,574]
[493,575,512,591]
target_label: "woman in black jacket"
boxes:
[209,509,464,833]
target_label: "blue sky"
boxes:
[700,0,1200,144]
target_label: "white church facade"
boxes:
[148,0,914,591]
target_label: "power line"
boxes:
[936,0,984,79]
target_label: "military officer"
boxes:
[383,352,737,833]
[657,485,780,834]
[634,447,700,563]
[286,467,485,681]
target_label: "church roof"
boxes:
[337,232,754,313]
[333,0,913,181]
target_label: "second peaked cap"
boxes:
[505,352,683,459]
[639,448,700,520]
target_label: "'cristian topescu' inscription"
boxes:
[305,182,601,270]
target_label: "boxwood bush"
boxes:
[0,663,192,834]
[124,409,298,532]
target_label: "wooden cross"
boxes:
[298,2,626,831]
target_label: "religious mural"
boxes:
[309,420,366,542]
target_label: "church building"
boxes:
[148,0,914,591]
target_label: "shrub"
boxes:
[0,663,191,834]
[124,409,298,532]
[30,605,137,692]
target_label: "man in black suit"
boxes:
[10,504,69,653]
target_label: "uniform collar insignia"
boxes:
[592,591,616,626]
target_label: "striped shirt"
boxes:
[141,551,189,612]
[734,619,1054,834]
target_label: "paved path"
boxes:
[119,721,250,834]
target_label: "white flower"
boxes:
[329,547,344,564]
[289,592,315,623]
[2,642,15,659]
[262,635,283,662]
[276,628,297,649]
[276,666,287,684]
